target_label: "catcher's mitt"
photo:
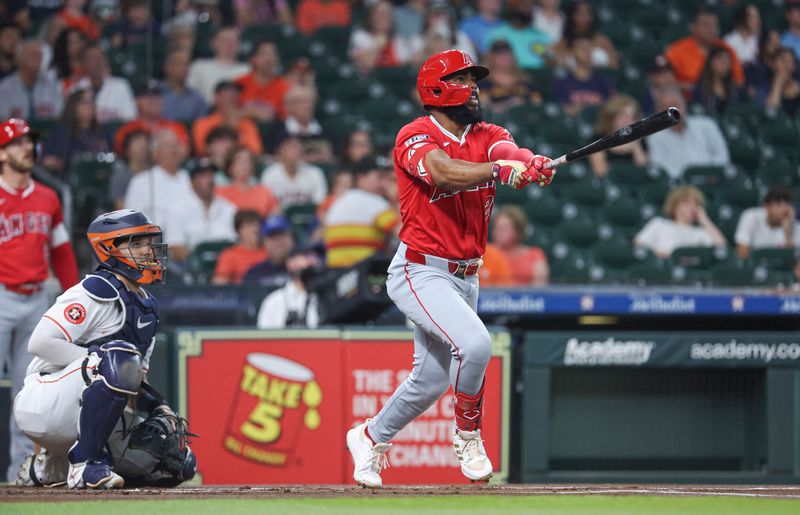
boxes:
[127,408,196,480]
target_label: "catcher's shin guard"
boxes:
[69,381,128,464]
[454,383,485,432]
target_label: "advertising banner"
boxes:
[177,329,510,485]
[524,332,800,368]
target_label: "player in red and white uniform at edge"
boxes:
[346,50,557,487]
[0,118,79,483]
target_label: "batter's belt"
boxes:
[401,243,482,279]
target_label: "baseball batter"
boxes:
[12,209,196,489]
[0,118,78,482]
[346,50,556,487]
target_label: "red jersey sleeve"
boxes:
[394,128,441,186]
[484,123,518,161]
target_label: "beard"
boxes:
[438,98,483,126]
[4,152,34,173]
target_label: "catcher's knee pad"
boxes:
[93,341,143,395]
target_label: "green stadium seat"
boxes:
[717,178,759,210]
[523,194,563,226]
[607,162,658,186]
[601,201,646,237]
[708,260,754,287]
[669,246,719,270]
[552,162,593,184]
[625,260,674,286]
[187,240,235,284]
[749,248,797,272]
[756,162,800,188]
[760,109,799,149]
[311,26,351,60]
[558,180,607,208]
[67,153,115,233]
[536,118,584,146]
[591,239,653,270]
[284,202,318,243]
[683,165,734,194]
[371,66,416,100]
[548,250,591,284]
[557,218,600,248]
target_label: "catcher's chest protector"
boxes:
[85,270,159,355]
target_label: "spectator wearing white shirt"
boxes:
[124,128,192,231]
[256,251,321,329]
[71,43,137,123]
[646,85,730,179]
[0,40,63,120]
[724,4,761,66]
[635,186,727,259]
[187,26,250,104]
[261,133,327,208]
[164,158,237,263]
[735,186,800,259]
[534,0,565,45]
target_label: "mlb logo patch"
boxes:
[64,303,87,324]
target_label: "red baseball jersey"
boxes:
[0,178,70,285]
[393,115,515,259]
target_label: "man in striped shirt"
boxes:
[323,156,400,268]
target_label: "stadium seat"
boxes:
[759,109,799,149]
[601,201,646,238]
[749,248,797,272]
[311,26,352,60]
[284,203,318,243]
[717,178,759,210]
[625,259,674,286]
[683,165,735,196]
[591,239,654,270]
[670,246,719,270]
[371,66,416,100]
[708,260,754,287]
[756,162,800,188]
[557,218,600,248]
[522,193,563,226]
[548,250,592,284]
[558,179,607,208]
[67,153,115,234]
[187,240,235,284]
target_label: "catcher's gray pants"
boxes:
[0,287,46,482]
[367,245,491,444]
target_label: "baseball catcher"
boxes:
[12,209,197,489]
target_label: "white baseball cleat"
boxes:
[15,450,68,487]
[453,429,493,482]
[346,420,392,488]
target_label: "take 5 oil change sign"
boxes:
[178,329,510,484]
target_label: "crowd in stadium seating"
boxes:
[0,0,799,304]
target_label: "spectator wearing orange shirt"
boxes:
[665,6,745,91]
[296,0,351,36]
[51,0,100,43]
[192,80,263,156]
[212,210,268,285]
[114,80,190,156]
[216,146,281,218]
[478,243,514,287]
[235,40,291,122]
[491,206,549,286]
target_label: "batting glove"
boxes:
[492,160,530,189]
[523,155,557,187]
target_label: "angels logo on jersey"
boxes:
[64,303,87,324]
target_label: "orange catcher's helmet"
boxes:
[87,209,168,285]
[416,49,489,109]
[0,118,39,148]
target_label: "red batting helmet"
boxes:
[417,49,489,109]
[0,118,39,148]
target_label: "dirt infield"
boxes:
[3,484,800,502]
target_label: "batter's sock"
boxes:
[454,385,485,432]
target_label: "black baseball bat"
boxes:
[543,107,681,169]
